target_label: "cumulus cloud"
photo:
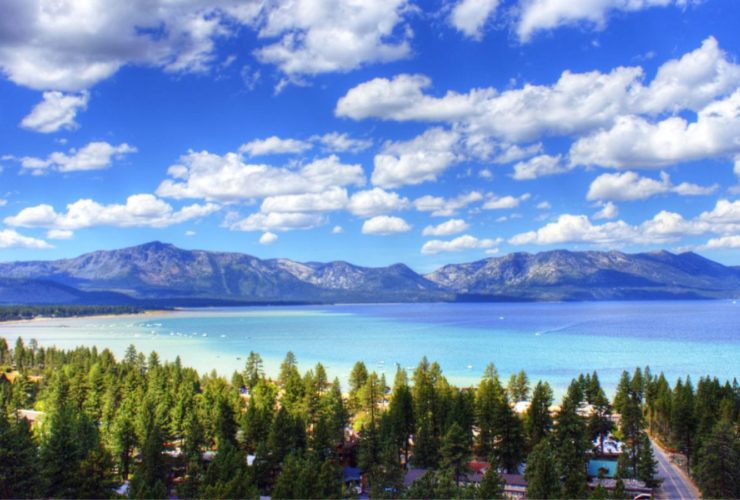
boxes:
[422,219,469,236]
[571,90,740,169]
[450,0,500,40]
[509,199,740,247]
[587,171,718,201]
[239,136,312,156]
[511,154,573,180]
[259,232,278,245]
[332,225,343,234]
[536,201,551,210]
[483,193,530,210]
[372,128,462,188]
[157,152,365,202]
[336,38,740,146]
[20,91,89,133]
[413,191,483,217]
[18,142,136,174]
[516,0,697,43]
[361,215,411,235]
[253,0,412,77]
[699,235,740,250]
[421,234,499,255]
[261,187,349,213]
[4,194,218,230]
[230,212,325,232]
[347,188,409,217]
[593,201,619,220]
[0,1,414,93]
[0,229,52,249]
[312,132,373,153]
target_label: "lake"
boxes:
[1,301,738,397]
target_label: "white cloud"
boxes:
[413,191,483,217]
[0,229,52,249]
[450,0,500,40]
[700,235,740,250]
[636,37,740,114]
[509,214,638,246]
[19,142,136,174]
[230,212,325,232]
[46,229,73,240]
[571,90,740,169]
[483,193,530,210]
[511,154,573,180]
[4,194,218,230]
[332,225,343,234]
[0,199,6,207]
[157,152,365,202]
[587,171,717,201]
[313,132,373,153]
[239,136,312,156]
[735,156,740,178]
[422,218,469,236]
[536,201,551,210]
[336,38,740,146]
[421,234,499,255]
[516,0,696,43]
[0,1,415,93]
[254,0,412,77]
[20,91,89,133]
[510,199,740,247]
[347,188,409,217]
[261,187,349,213]
[185,230,196,236]
[336,73,490,122]
[593,201,619,220]
[361,215,411,235]
[259,232,278,245]
[372,128,462,188]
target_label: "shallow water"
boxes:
[1,301,737,397]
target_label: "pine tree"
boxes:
[244,351,264,390]
[477,465,505,499]
[635,433,659,488]
[440,422,470,484]
[553,380,589,498]
[0,415,39,498]
[525,439,560,499]
[693,420,739,499]
[525,380,554,450]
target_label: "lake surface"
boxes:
[1,301,738,397]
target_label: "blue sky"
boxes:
[0,0,738,272]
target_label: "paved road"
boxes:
[650,438,701,499]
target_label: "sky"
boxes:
[0,0,738,272]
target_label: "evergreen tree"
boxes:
[693,420,739,499]
[477,465,505,499]
[525,439,560,499]
[525,380,554,450]
[635,433,659,488]
[0,415,39,498]
[507,370,530,402]
[244,351,264,390]
[553,380,589,498]
[440,422,470,484]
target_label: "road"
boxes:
[650,437,701,499]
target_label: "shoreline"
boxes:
[0,309,174,327]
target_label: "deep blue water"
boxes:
[1,301,737,397]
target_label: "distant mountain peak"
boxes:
[0,243,738,304]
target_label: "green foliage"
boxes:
[0,414,39,498]
[693,420,740,499]
[525,439,560,499]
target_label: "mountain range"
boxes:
[0,241,738,305]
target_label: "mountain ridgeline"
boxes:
[0,241,738,305]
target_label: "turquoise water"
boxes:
[1,301,737,396]
[588,459,618,478]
